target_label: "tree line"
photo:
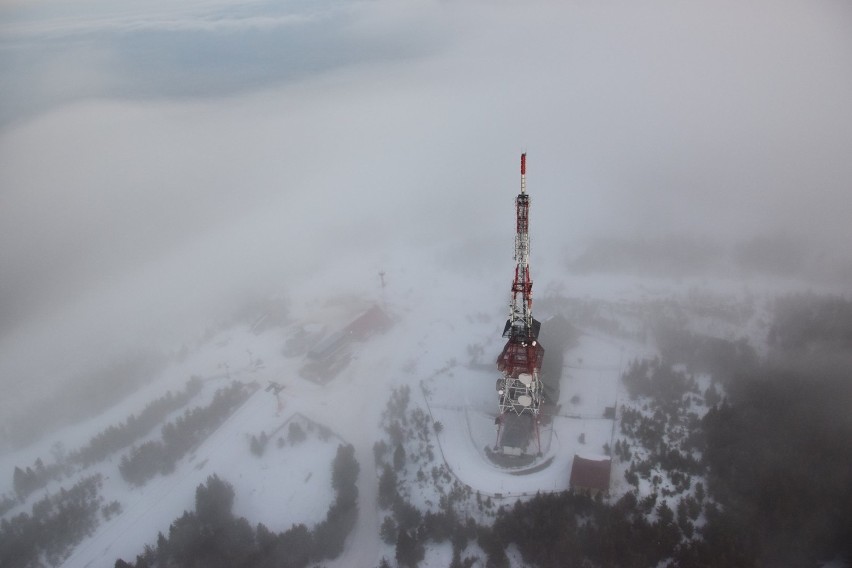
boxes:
[119,382,249,486]
[696,293,852,566]
[115,443,359,568]
[0,475,104,568]
[9,378,203,502]
[74,377,203,468]
[467,295,852,567]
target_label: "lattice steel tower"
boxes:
[495,153,545,453]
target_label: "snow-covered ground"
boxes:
[1,241,836,567]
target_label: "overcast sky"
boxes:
[1,0,851,394]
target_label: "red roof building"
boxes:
[569,455,612,496]
[344,305,392,340]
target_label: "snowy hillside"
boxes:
[3,241,839,568]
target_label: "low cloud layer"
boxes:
[1,0,851,397]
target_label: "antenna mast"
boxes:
[508,153,533,340]
[495,153,545,454]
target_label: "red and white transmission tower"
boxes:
[495,153,545,453]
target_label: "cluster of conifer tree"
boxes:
[73,377,203,468]
[373,385,485,568]
[465,296,852,567]
[119,382,249,486]
[379,505,479,568]
[663,295,851,566]
[0,475,103,567]
[115,443,359,568]
[8,378,203,503]
[487,491,681,567]
[619,360,703,495]
[12,459,66,502]
[654,322,758,382]
[698,296,852,566]
[768,293,852,352]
